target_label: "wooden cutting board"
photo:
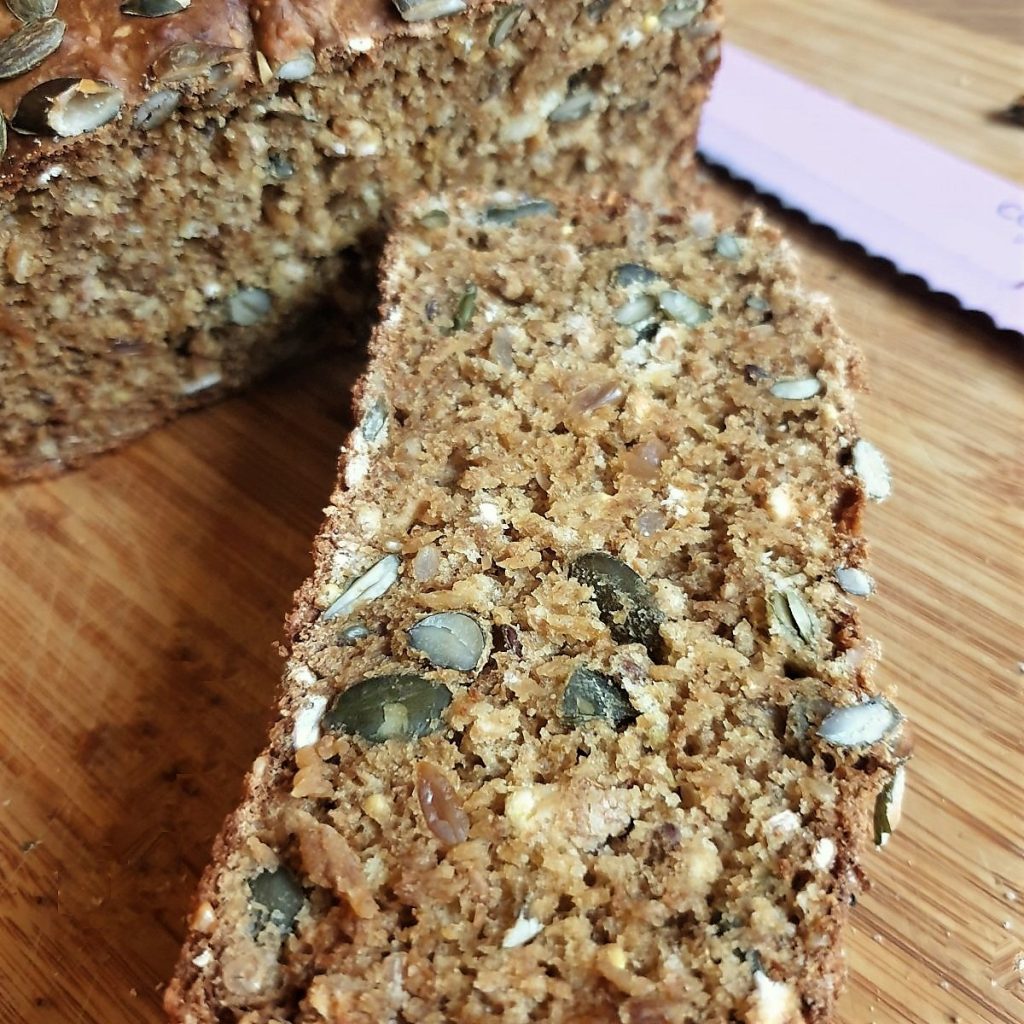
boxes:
[0,2,1021,1022]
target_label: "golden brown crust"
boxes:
[166,190,905,1024]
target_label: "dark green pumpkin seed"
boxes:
[418,208,450,229]
[408,612,485,671]
[393,0,467,22]
[569,552,664,657]
[6,0,57,23]
[151,41,243,84]
[562,666,637,729]
[660,0,704,29]
[586,0,614,20]
[0,17,65,81]
[450,283,477,332]
[120,0,190,17]
[132,89,180,131]
[324,674,452,743]
[613,262,659,287]
[249,865,304,933]
[483,199,557,225]
[489,3,524,47]
[12,77,122,137]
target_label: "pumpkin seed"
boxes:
[360,398,388,442]
[873,764,906,846]
[5,0,57,23]
[660,0,705,30]
[586,0,613,20]
[562,666,637,729]
[489,3,524,47]
[613,263,659,287]
[549,87,594,124]
[817,698,901,747]
[483,199,557,225]
[132,89,180,131]
[392,0,467,22]
[227,287,272,326]
[569,552,664,656]
[450,282,477,332]
[151,41,243,84]
[0,115,6,159]
[274,51,316,81]
[418,208,450,229]
[835,566,873,597]
[0,18,65,81]
[338,622,370,646]
[12,78,122,137]
[658,289,711,326]
[322,554,401,622]
[249,865,304,933]
[408,612,485,671]
[324,673,452,743]
[267,151,294,180]
[770,377,822,400]
[715,232,742,259]
[613,294,658,326]
[120,0,189,17]
[852,439,892,502]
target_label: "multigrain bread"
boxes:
[0,0,722,479]
[165,191,907,1024]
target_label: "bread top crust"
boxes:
[0,0,487,182]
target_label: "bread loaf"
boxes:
[165,190,907,1024]
[0,0,721,478]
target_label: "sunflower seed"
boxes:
[483,199,557,225]
[338,622,370,646]
[613,263,659,287]
[418,208,450,228]
[489,3,524,47]
[274,51,316,81]
[322,554,401,622]
[770,377,823,400]
[818,698,901,748]
[715,232,742,259]
[613,294,658,326]
[769,589,816,645]
[249,865,304,934]
[570,552,664,656]
[132,89,180,131]
[227,287,272,326]
[660,0,705,29]
[393,0,466,22]
[562,666,637,729]
[151,41,243,84]
[549,87,595,124]
[6,0,57,23]
[586,0,614,20]
[0,18,65,81]
[450,282,477,332]
[416,761,469,845]
[360,398,388,442]
[571,380,624,415]
[408,612,485,671]
[873,764,906,846]
[493,623,523,657]
[658,290,711,326]
[324,673,452,743]
[12,78,122,137]
[835,566,874,597]
[852,439,892,502]
[120,0,189,17]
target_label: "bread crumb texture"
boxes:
[165,191,907,1024]
[0,0,721,478]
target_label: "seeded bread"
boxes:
[0,0,721,479]
[164,191,907,1024]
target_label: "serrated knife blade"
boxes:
[698,44,1024,334]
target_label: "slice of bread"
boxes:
[165,190,906,1024]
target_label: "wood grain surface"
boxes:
[1,2,1021,1022]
